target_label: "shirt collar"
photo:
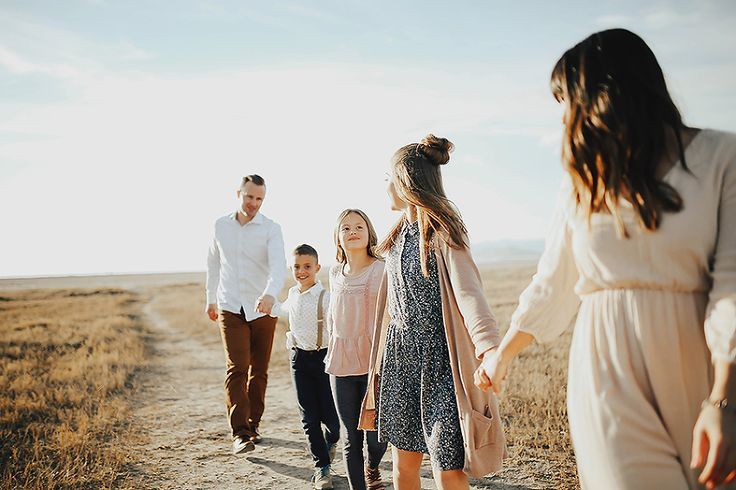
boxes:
[296,281,324,296]
[230,211,265,225]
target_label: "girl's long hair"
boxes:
[333,209,381,264]
[551,28,687,236]
[377,134,467,277]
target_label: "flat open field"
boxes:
[0,263,578,489]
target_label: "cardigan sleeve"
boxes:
[441,238,500,358]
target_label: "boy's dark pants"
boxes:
[290,347,340,468]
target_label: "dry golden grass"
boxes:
[479,264,578,488]
[0,288,147,489]
[0,264,579,489]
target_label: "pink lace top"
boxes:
[324,259,385,376]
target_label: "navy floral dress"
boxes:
[377,220,464,471]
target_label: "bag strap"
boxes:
[316,288,326,349]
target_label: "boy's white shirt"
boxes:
[272,281,330,351]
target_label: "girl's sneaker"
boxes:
[312,465,333,490]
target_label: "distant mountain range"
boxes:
[470,239,544,265]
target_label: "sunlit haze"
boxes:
[1,1,735,276]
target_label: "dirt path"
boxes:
[129,289,535,489]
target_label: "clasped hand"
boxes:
[255,294,275,315]
[474,347,510,395]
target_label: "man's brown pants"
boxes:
[219,309,277,439]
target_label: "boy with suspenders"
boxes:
[273,244,340,489]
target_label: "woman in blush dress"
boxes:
[476,28,736,490]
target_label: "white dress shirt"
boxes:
[272,282,330,351]
[206,211,286,321]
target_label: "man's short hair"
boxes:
[241,174,265,188]
[293,244,319,262]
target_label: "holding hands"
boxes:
[474,330,736,489]
[474,348,510,395]
[204,293,276,322]
[474,330,533,395]
[255,294,276,315]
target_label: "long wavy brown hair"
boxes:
[551,28,688,236]
[377,134,467,277]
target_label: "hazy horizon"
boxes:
[0,237,545,279]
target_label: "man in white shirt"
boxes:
[205,174,286,455]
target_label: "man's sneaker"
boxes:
[327,442,338,463]
[364,465,384,490]
[312,465,333,490]
[232,436,255,455]
[250,426,263,444]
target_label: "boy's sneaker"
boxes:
[364,465,384,490]
[327,442,338,463]
[312,465,333,489]
[232,436,255,455]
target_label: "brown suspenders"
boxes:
[316,288,326,350]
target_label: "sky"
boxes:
[1,0,735,277]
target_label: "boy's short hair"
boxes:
[293,244,319,262]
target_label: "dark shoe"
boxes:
[232,436,255,455]
[365,465,384,490]
[312,465,333,489]
[250,426,263,444]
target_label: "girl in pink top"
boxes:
[325,209,387,490]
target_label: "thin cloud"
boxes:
[116,41,157,61]
[595,14,633,26]
[0,45,36,73]
[280,2,343,23]
[0,44,83,79]
[643,5,701,30]
[595,4,701,30]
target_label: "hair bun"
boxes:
[418,134,454,166]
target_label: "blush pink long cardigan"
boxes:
[359,235,508,477]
